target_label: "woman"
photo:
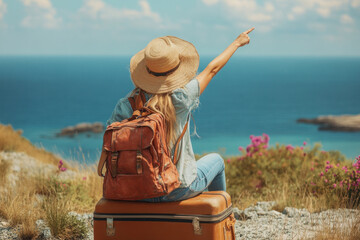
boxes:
[107,27,255,202]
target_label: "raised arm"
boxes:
[196,27,255,95]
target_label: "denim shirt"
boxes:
[106,78,200,188]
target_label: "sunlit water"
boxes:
[1,56,359,163]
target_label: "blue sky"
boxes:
[0,0,359,56]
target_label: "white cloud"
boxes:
[287,14,295,21]
[224,0,257,12]
[298,0,345,18]
[21,0,62,28]
[316,8,331,18]
[264,3,275,12]
[23,0,51,9]
[202,0,356,33]
[222,0,273,26]
[138,0,161,22]
[0,0,7,21]
[351,0,360,7]
[79,0,104,19]
[247,13,272,22]
[292,6,306,15]
[202,0,219,6]
[340,14,354,24]
[287,6,306,20]
[79,0,161,23]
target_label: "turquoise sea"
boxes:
[0,56,359,163]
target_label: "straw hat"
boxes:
[130,36,199,94]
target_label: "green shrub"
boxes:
[223,133,360,211]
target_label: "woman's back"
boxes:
[107,77,200,187]
[104,28,253,202]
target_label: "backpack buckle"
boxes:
[136,150,143,174]
[110,152,118,178]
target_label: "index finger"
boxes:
[244,27,255,34]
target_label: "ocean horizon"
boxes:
[1,56,359,163]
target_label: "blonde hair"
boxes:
[131,88,177,147]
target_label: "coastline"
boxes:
[1,124,360,239]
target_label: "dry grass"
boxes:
[0,175,40,239]
[1,124,359,239]
[0,124,60,166]
[0,157,11,185]
[18,217,38,240]
[42,196,88,239]
[0,124,103,239]
[313,212,360,240]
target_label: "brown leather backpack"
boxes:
[97,91,187,200]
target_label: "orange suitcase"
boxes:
[93,191,236,240]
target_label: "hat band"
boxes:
[146,62,180,77]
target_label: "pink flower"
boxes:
[300,146,304,150]
[82,177,87,180]
[58,160,64,169]
[226,159,231,163]
[326,161,330,164]
[252,137,262,147]
[319,172,324,177]
[238,146,244,151]
[257,170,262,175]
[336,163,340,167]
[246,146,251,153]
[303,141,307,146]
[286,145,294,151]
[262,133,270,143]
[324,179,328,183]
[326,164,333,169]
[60,167,67,172]
[259,152,263,156]
[310,182,316,186]
[311,167,314,171]
[333,184,337,188]
[250,135,254,140]
[321,151,327,154]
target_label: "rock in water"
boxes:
[297,114,360,132]
[56,122,104,137]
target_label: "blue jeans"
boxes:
[141,153,226,202]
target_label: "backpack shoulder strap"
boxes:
[128,90,146,111]
[128,96,136,111]
[97,148,107,177]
